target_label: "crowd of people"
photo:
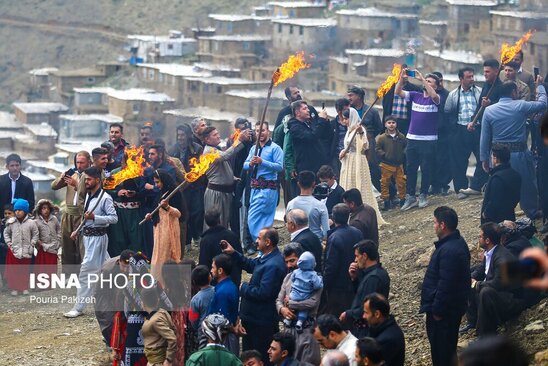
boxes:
[0,51,548,366]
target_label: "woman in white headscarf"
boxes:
[339,107,386,225]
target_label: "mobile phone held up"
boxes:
[501,257,543,286]
[64,168,76,177]
[405,69,416,78]
[533,66,540,80]
[220,240,229,250]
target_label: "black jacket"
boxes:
[328,116,348,164]
[420,230,471,317]
[382,82,422,121]
[326,184,345,215]
[288,116,333,174]
[323,224,363,292]
[481,163,521,224]
[293,228,323,272]
[367,315,405,366]
[274,104,319,130]
[471,244,517,292]
[503,233,531,258]
[346,263,390,321]
[0,173,35,219]
[199,225,242,286]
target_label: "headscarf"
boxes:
[202,313,230,344]
[151,169,184,225]
[344,107,367,150]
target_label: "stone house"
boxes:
[208,14,273,36]
[197,35,272,68]
[422,49,483,74]
[224,89,286,124]
[12,102,69,133]
[345,48,405,75]
[445,0,498,46]
[28,67,58,101]
[268,1,326,18]
[73,87,113,114]
[58,114,123,143]
[128,31,197,63]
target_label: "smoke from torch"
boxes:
[500,30,534,65]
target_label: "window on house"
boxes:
[530,44,535,55]
[299,26,304,36]
[290,25,294,34]
[87,77,95,83]
[243,42,250,50]
[132,103,140,113]
[217,86,222,94]
[167,44,173,50]
[227,23,233,33]
[278,24,282,33]
[463,23,470,34]
[149,70,155,79]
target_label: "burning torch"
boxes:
[470,29,535,126]
[342,64,402,155]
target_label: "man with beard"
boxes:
[51,151,91,271]
[203,126,251,229]
[139,124,154,150]
[347,86,383,191]
[191,117,208,147]
[76,148,109,204]
[170,124,205,250]
[109,123,129,169]
[275,86,319,130]
[64,166,118,318]
[276,242,321,365]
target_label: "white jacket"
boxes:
[34,215,61,254]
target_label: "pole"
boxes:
[138,180,189,225]
[470,65,503,125]
[254,75,277,156]
[342,96,380,155]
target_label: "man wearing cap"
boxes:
[347,86,383,191]
[64,166,118,318]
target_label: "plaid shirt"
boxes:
[457,88,477,125]
[391,94,408,119]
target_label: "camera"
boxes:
[313,182,331,201]
[64,168,76,177]
[501,257,544,286]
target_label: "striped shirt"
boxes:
[457,88,477,125]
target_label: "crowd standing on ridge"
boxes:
[1,53,548,366]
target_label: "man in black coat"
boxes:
[321,203,363,316]
[341,240,390,338]
[198,208,242,286]
[286,208,323,272]
[288,100,333,176]
[363,293,405,366]
[499,220,531,258]
[465,222,523,336]
[481,144,521,224]
[420,206,470,366]
[0,154,35,219]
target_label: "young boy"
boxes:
[375,116,407,211]
[316,165,345,216]
[4,198,39,295]
[141,287,178,366]
[284,251,323,333]
[189,265,215,347]
[0,204,15,288]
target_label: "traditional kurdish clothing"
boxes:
[339,108,386,225]
[150,205,181,285]
[71,188,118,313]
[203,142,245,229]
[243,139,283,240]
[3,214,39,291]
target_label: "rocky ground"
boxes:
[0,193,547,365]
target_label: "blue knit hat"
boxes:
[12,198,29,213]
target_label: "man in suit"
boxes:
[285,208,322,272]
[0,154,35,219]
[463,222,523,336]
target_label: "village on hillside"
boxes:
[0,0,546,204]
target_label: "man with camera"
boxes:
[51,151,91,271]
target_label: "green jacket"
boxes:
[185,345,243,366]
[273,122,295,180]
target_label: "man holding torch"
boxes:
[243,121,284,241]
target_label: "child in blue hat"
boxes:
[3,198,39,295]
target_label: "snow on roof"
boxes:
[445,0,497,6]
[56,140,106,154]
[29,67,59,76]
[59,114,124,123]
[225,89,286,99]
[268,1,325,8]
[489,10,548,19]
[424,49,483,64]
[138,63,212,78]
[0,112,21,129]
[419,20,448,26]
[128,35,197,43]
[184,76,270,86]
[208,14,272,21]
[329,56,349,64]
[164,107,243,122]
[73,87,115,94]
[198,35,272,42]
[12,102,69,114]
[25,122,58,137]
[107,88,174,102]
[337,7,418,19]
[346,48,405,57]
[0,168,55,182]
[193,62,241,73]
[272,18,337,27]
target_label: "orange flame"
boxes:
[377,64,402,98]
[273,52,311,87]
[500,30,534,65]
[230,128,241,142]
[104,146,148,189]
[184,151,220,183]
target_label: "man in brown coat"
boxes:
[342,188,379,247]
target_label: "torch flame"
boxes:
[184,151,221,183]
[230,128,241,142]
[273,52,311,87]
[500,30,534,65]
[103,146,148,189]
[377,64,402,98]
